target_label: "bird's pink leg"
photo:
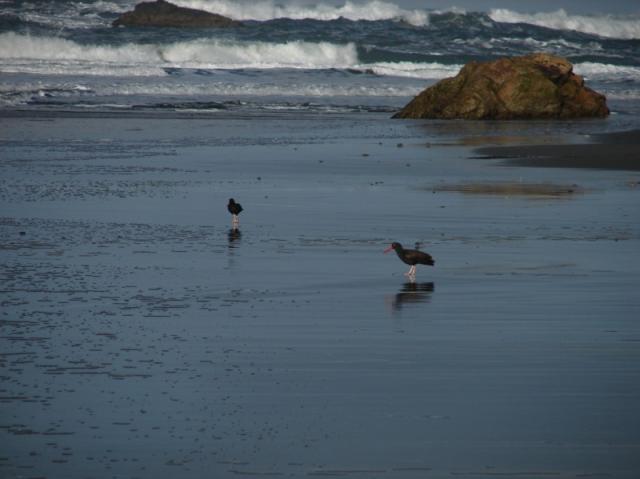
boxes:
[405,265,416,276]
[232,215,239,228]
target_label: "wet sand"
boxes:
[1,112,640,478]
[474,129,640,170]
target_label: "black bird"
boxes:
[227,198,243,228]
[384,242,434,277]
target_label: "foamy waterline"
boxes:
[0,77,422,108]
[489,8,640,40]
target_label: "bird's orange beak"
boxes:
[383,245,393,254]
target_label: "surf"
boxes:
[489,8,640,40]
[0,33,359,75]
[170,0,429,26]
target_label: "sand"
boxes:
[1,112,640,478]
[473,129,640,170]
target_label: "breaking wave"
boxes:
[0,33,359,75]
[0,33,457,79]
[2,33,639,84]
[574,63,640,82]
[2,0,127,30]
[364,62,461,79]
[171,0,429,26]
[489,8,640,39]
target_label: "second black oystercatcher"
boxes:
[227,198,243,228]
[384,242,435,277]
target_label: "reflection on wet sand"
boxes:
[391,282,434,311]
[226,229,242,270]
[227,228,242,248]
[430,182,584,198]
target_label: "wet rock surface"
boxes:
[112,0,240,28]
[393,53,609,120]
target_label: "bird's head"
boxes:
[384,242,402,254]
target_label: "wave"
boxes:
[574,62,640,82]
[489,9,640,40]
[0,33,466,82]
[171,0,429,26]
[3,0,127,30]
[0,33,166,75]
[368,61,640,82]
[2,33,639,85]
[0,33,358,75]
[364,62,461,79]
[0,77,421,107]
[0,33,458,80]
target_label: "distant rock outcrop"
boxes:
[393,53,609,120]
[112,0,240,28]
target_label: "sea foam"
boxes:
[0,32,462,80]
[3,32,638,84]
[172,0,429,26]
[574,62,640,82]
[0,33,359,75]
[364,62,461,79]
[7,0,127,29]
[489,8,640,40]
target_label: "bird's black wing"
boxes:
[419,252,435,266]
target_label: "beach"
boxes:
[2,0,640,476]
[2,109,640,478]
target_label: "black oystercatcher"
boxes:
[384,242,434,277]
[227,198,243,228]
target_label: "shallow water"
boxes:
[1,111,640,478]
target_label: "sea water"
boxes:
[1,0,640,120]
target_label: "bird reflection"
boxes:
[391,282,434,311]
[227,228,242,249]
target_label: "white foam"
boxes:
[0,33,463,80]
[489,8,640,40]
[11,0,127,29]
[105,81,420,98]
[172,0,429,26]
[574,62,640,82]
[0,33,160,63]
[161,38,358,69]
[371,60,640,84]
[363,62,462,79]
[0,33,359,75]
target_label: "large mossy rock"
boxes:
[112,0,240,28]
[393,53,609,120]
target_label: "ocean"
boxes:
[2,0,640,119]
